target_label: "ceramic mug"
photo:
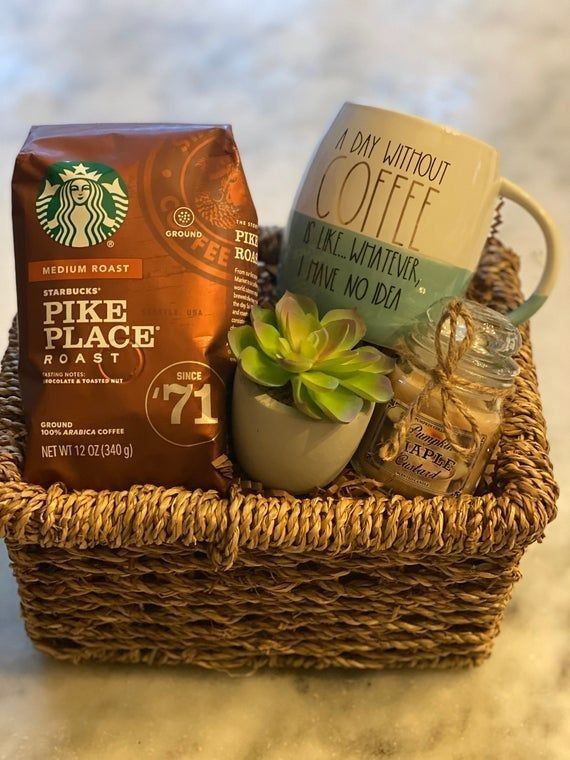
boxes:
[278,103,561,348]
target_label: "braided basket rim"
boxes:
[0,228,558,565]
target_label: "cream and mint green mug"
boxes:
[278,103,561,348]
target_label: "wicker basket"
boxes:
[0,228,558,670]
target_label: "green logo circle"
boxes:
[36,161,129,248]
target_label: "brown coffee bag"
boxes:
[12,124,258,491]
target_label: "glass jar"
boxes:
[353,298,521,498]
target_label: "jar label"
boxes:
[365,399,486,496]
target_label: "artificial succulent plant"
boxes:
[228,291,394,423]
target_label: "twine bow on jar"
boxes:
[379,298,497,462]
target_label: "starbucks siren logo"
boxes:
[36,161,128,248]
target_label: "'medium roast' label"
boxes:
[13,124,258,491]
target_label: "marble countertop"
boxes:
[0,1,568,758]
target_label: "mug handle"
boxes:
[498,177,562,324]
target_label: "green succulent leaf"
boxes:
[279,352,315,373]
[299,329,327,360]
[353,347,396,373]
[300,371,340,391]
[318,346,395,376]
[228,325,257,358]
[276,291,319,323]
[348,345,395,368]
[339,372,394,402]
[251,305,278,327]
[291,376,324,420]
[321,308,366,336]
[298,334,320,362]
[252,320,281,359]
[307,385,364,423]
[275,291,300,333]
[277,337,315,372]
[362,355,396,375]
[240,346,291,388]
[312,319,361,359]
[276,291,320,351]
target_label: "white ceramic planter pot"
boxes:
[232,368,374,494]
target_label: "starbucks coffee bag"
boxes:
[12,124,258,491]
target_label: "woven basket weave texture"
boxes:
[0,228,558,670]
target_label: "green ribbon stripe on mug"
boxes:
[280,211,473,348]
